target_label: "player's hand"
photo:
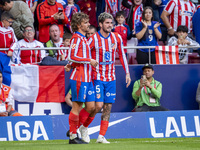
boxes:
[90,59,98,67]
[64,64,72,72]
[126,73,131,88]
[0,112,8,116]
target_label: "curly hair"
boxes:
[98,12,113,24]
[71,12,89,32]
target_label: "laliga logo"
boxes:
[0,121,49,141]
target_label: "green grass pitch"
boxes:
[1,138,200,150]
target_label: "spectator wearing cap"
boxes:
[132,64,168,112]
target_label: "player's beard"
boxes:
[102,26,112,34]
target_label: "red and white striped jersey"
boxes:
[105,0,119,16]
[88,31,129,82]
[164,0,196,32]
[0,22,17,54]
[53,38,64,61]
[132,4,143,31]
[68,32,92,82]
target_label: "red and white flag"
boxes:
[10,64,65,103]
[155,46,179,64]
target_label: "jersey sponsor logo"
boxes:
[179,10,193,17]
[104,51,111,61]
[99,61,113,65]
[106,92,110,97]
[88,91,92,95]
[111,93,116,96]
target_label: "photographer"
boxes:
[132,64,168,112]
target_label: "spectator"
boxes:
[135,6,162,64]
[122,0,143,34]
[113,11,132,54]
[0,0,34,40]
[121,0,132,18]
[196,81,200,109]
[77,0,98,27]
[0,12,17,57]
[132,64,168,112]
[161,0,196,37]
[0,70,22,117]
[192,1,200,46]
[104,0,119,17]
[152,0,169,44]
[63,32,72,60]
[44,24,64,61]
[86,25,96,39]
[25,0,38,14]
[167,25,199,64]
[122,0,143,53]
[12,26,46,64]
[64,0,80,33]
[57,0,67,9]
[37,0,68,43]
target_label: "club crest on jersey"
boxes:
[71,44,76,49]
[96,94,101,99]
[149,29,153,34]
[104,51,111,61]
[8,34,11,38]
[111,43,116,49]
[123,30,126,34]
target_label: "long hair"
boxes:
[142,6,154,21]
[71,12,89,32]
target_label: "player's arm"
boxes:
[117,34,131,87]
[65,90,72,107]
[68,37,91,64]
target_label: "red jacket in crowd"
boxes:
[0,22,17,54]
[37,0,68,43]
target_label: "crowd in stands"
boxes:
[1,0,200,65]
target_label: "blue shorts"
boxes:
[94,80,116,103]
[70,80,95,103]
